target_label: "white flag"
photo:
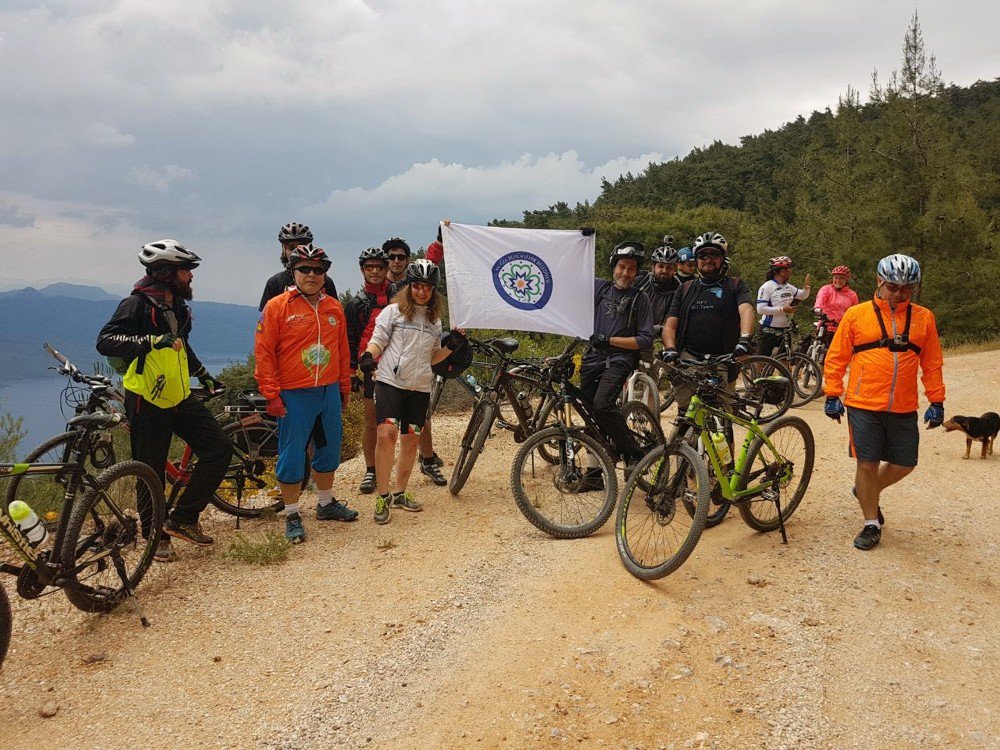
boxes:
[442,223,594,337]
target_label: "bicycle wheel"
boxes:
[736,415,815,533]
[622,401,665,454]
[734,356,793,424]
[210,422,285,518]
[627,372,661,414]
[427,376,446,420]
[788,353,823,406]
[616,441,710,580]
[681,430,731,528]
[61,460,165,614]
[0,584,11,668]
[448,400,496,496]
[511,425,618,538]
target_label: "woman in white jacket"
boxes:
[358,259,465,524]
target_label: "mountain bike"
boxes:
[622,355,663,413]
[1,411,167,667]
[510,339,664,539]
[19,345,286,522]
[797,312,835,368]
[763,320,824,406]
[615,355,814,580]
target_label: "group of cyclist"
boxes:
[95,222,944,558]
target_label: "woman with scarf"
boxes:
[96,239,232,562]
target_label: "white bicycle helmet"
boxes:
[138,239,201,269]
[692,232,729,256]
[278,222,313,243]
[405,258,440,286]
[877,254,921,284]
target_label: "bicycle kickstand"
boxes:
[110,550,151,627]
[772,481,788,545]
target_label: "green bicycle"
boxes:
[615,355,815,580]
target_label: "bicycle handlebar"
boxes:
[44,342,114,388]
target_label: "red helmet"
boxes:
[769,255,793,270]
[831,265,851,278]
[287,243,331,271]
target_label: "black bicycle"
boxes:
[510,339,664,539]
[1,412,166,667]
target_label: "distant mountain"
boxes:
[38,283,118,301]
[0,289,258,382]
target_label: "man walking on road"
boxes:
[823,253,945,551]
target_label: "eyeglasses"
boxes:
[882,282,916,294]
[362,264,387,272]
[696,250,723,260]
[410,282,434,293]
[293,266,326,276]
[388,254,409,261]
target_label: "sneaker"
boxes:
[577,468,605,493]
[284,512,306,544]
[359,468,377,495]
[623,455,642,479]
[853,523,882,551]
[153,539,177,563]
[164,518,214,547]
[316,500,359,522]
[419,458,447,487]
[374,494,391,525]
[425,452,444,468]
[851,487,885,525]
[391,491,423,512]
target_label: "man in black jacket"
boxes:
[97,240,231,562]
[259,222,337,311]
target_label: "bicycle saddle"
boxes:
[491,338,520,354]
[67,412,123,430]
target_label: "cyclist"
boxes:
[581,241,654,483]
[259,222,337,311]
[358,260,463,524]
[97,240,231,562]
[634,245,680,335]
[813,265,859,344]
[424,219,451,265]
[384,236,448,485]
[660,232,755,412]
[255,244,356,544]
[675,246,697,284]
[345,248,392,495]
[823,254,945,551]
[755,256,811,356]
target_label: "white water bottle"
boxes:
[8,500,49,547]
[463,373,481,393]
[710,431,732,466]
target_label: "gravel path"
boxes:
[2,349,998,750]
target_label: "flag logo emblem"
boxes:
[491,251,553,311]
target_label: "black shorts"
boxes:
[847,407,919,467]
[374,382,429,434]
[363,370,376,399]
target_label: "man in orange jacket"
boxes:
[255,244,356,543]
[823,254,945,551]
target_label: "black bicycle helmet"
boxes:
[609,241,645,270]
[358,247,389,267]
[405,258,440,286]
[382,237,411,255]
[278,222,313,243]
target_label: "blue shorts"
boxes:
[276,386,343,483]
[847,407,919,468]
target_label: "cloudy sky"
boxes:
[1,0,997,305]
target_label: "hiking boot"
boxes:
[853,523,881,551]
[374,494,391,525]
[578,468,605,493]
[164,518,214,547]
[425,452,444,468]
[316,500,359,522]
[419,457,447,486]
[391,491,423,512]
[153,539,177,563]
[851,487,885,525]
[359,468,377,495]
[284,512,306,544]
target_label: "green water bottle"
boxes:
[8,500,49,547]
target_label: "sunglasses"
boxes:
[293,266,326,276]
[697,250,723,259]
[362,264,387,271]
[388,254,409,261]
[882,282,916,293]
[410,282,434,293]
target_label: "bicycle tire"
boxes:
[511,425,618,538]
[615,441,710,580]
[0,584,11,668]
[622,401,666,465]
[788,352,823,406]
[736,415,815,533]
[448,401,496,496]
[734,356,793,424]
[626,371,661,414]
[61,460,165,614]
[427,376,445,420]
[209,422,286,518]
[680,430,730,529]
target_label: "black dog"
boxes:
[942,412,999,459]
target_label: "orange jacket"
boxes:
[823,294,945,413]
[254,287,351,401]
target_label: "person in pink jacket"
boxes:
[813,265,859,344]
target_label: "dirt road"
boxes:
[2,349,997,750]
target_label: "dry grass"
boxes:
[224,530,291,565]
[942,338,1000,356]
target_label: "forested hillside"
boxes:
[495,15,999,342]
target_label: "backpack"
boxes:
[673,276,743,351]
[595,280,641,335]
